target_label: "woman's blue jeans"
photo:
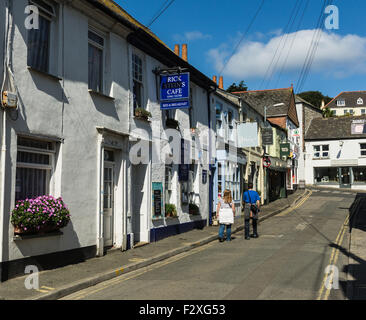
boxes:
[219,224,232,241]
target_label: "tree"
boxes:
[298,91,332,109]
[322,107,334,118]
[226,80,248,93]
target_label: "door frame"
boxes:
[339,167,352,188]
[103,160,115,247]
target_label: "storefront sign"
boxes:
[280,143,290,158]
[160,73,190,110]
[262,128,273,145]
[152,182,163,219]
[237,122,258,147]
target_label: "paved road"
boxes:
[62,190,355,300]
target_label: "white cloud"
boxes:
[173,31,212,42]
[208,29,366,79]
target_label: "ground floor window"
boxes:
[352,167,366,183]
[15,136,55,202]
[165,164,173,205]
[314,167,339,183]
[224,162,240,201]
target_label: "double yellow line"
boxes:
[317,214,349,300]
[277,190,313,217]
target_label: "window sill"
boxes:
[27,66,62,81]
[13,230,63,241]
[312,158,330,160]
[88,89,115,100]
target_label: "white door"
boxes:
[103,162,114,247]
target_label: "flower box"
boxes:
[134,108,151,121]
[11,195,71,235]
[166,118,179,129]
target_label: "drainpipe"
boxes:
[207,86,215,226]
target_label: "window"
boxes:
[360,143,366,156]
[15,136,56,202]
[228,111,234,141]
[188,163,198,204]
[314,167,339,184]
[349,109,354,115]
[132,53,144,110]
[27,0,56,73]
[361,109,366,115]
[165,164,173,205]
[353,167,366,183]
[189,87,195,128]
[216,102,223,136]
[224,162,240,201]
[357,98,364,105]
[313,145,329,159]
[88,30,104,93]
[344,110,348,115]
[331,110,336,116]
[217,162,222,197]
[337,100,345,107]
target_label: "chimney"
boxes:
[219,76,224,90]
[182,44,188,62]
[212,75,217,84]
[321,99,325,109]
[174,44,180,56]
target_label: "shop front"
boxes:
[313,166,366,189]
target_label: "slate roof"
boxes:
[232,87,298,126]
[305,115,366,140]
[295,95,320,111]
[325,91,366,109]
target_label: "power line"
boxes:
[218,0,265,77]
[147,0,176,28]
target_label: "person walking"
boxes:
[216,189,235,242]
[242,182,261,240]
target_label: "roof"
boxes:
[232,87,299,126]
[305,115,366,140]
[295,95,320,111]
[325,91,366,109]
[214,89,240,110]
[89,0,217,89]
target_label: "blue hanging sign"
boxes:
[160,72,190,110]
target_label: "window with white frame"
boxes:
[216,102,223,136]
[362,109,366,115]
[357,98,364,105]
[313,145,329,159]
[228,110,234,141]
[344,110,348,115]
[165,164,173,205]
[27,0,56,73]
[349,109,354,115]
[188,163,198,204]
[224,162,240,201]
[337,100,345,107]
[88,29,104,93]
[132,53,144,111]
[360,143,366,156]
[15,137,56,202]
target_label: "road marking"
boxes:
[321,191,330,193]
[261,234,284,238]
[317,215,349,300]
[277,190,313,217]
[295,222,308,231]
[36,286,55,293]
[128,258,147,263]
[63,241,216,300]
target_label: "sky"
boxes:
[116,0,366,98]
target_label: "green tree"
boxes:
[298,91,332,109]
[226,80,248,93]
[322,107,334,118]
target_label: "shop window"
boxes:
[16,136,56,202]
[353,167,366,183]
[360,144,366,156]
[313,145,329,159]
[314,167,339,183]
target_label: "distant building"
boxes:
[304,116,366,190]
[325,91,366,116]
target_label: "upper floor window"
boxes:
[357,98,364,105]
[132,53,144,110]
[360,143,366,156]
[216,102,223,136]
[313,145,329,159]
[337,100,345,107]
[27,0,56,73]
[88,30,104,93]
[189,87,196,128]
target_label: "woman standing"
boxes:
[216,189,235,242]
[242,182,261,240]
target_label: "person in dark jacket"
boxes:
[242,182,261,240]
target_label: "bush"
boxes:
[11,195,71,233]
[165,203,177,217]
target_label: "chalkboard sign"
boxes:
[152,182,163,219]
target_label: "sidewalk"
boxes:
[347,194,366,300]
[0,188,309,300]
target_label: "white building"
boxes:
[325,91,366,116]
[304,116,366,190]
[0,0,215,281]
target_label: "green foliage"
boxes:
[298,91,332,109]
[226,80,248,93]
[165,203,177,217]
[134,108,152,119]
[322,107,334,118]
[11,196,70,233]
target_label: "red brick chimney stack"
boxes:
[219,76,224,89]
[213,75,217,84]
[182,44,188,62]
[174,44,180,56]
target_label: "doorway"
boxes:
[339,167,351,188]
[103,154,115,247]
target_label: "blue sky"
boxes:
[116,0,366,98]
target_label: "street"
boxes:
[62,190,354,300]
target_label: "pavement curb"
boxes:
[33,189,310,300]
